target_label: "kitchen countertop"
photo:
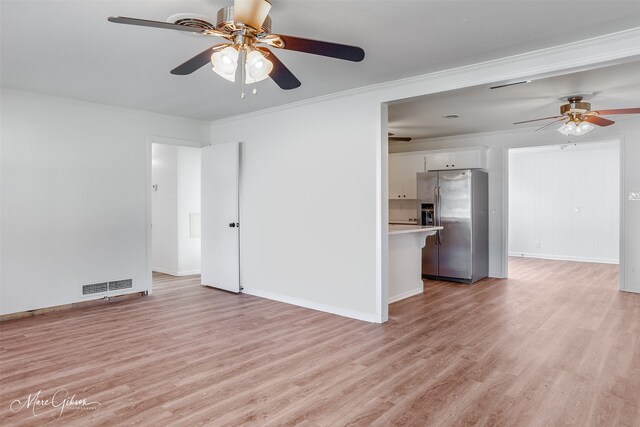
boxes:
[388,224,442,306]
[389,225,443,235]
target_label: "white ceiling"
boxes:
[2,1,640,121]
[388,60,640,140]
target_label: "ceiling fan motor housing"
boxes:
[561,96,591,116]
[216,5,272,34]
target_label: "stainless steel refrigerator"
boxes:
[417,169,488,283]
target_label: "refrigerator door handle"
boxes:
[433,186,439,245]
[436,186,442,245]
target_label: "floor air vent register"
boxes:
[82,279,133,296]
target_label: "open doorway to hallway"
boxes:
[151,143,202,289]
[508,140,620,284]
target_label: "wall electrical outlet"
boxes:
[629,192,640,201]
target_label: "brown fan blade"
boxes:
[592,108,640,116]
[389,137,412,142]
[513,116,564,125]
[109,16,208,34]
[584,115,615,127]
[273,35,365,62]
[257,47,301,90]
[234,0,271,30]
[171,44,229,75]
[534,118,566,132]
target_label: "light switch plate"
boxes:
[629,192,640,201]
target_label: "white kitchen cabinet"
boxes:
[425,149,486,171]
[389,154,425,199]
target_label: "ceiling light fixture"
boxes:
[211,46,273,97]
[211,46,239,81]
[557,117,594,136]
[515,96,640,135]
[246,49,273,82]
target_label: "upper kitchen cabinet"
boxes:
[425,148,487,171]
[389,153,425,199]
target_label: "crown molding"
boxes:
[390,125,629,154]
[0,86,211,126]
[211,26,640,128]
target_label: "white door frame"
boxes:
[503,138,624,288]
[145,135,207,294]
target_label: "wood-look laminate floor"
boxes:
[1,259,639,426]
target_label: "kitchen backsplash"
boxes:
[389,199,418,223]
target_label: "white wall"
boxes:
[177,146,201,275]
[508,142,620,263]
[389,199,419,223]
[211,96,381,322]
[0,89,209,315]
[391,119,640,291]
[151,143,201,276]
[152,143,178,274]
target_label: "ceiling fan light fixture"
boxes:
[557,120,594,137]
[578,121,594,135]
[245,49,273,83]
[211,46,239,81]
[557,121,574,136]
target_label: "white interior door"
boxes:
[201,142,240,293]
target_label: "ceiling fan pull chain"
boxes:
[253,82,257,95]
[240,48,246,99]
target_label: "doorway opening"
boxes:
[382,59,639,322]
[507,140,621,287]
[150,142,202,292]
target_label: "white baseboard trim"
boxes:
[176,270,201,276]
[488,271,506,279]
[622,280,640,293]
[241,287,379,323]
[508,252,619,265]
[388,287,424,304]
[152,268,201,277]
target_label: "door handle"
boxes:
[229,222,239,228]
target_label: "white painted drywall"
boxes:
[176,146,201,275]
[151,143,201,276]
[0,89,209,315]
[211,95,381,322]
[152,143,178,274]
[389,199,419,223]
[391,119,639,292]
[508,142,620,263]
